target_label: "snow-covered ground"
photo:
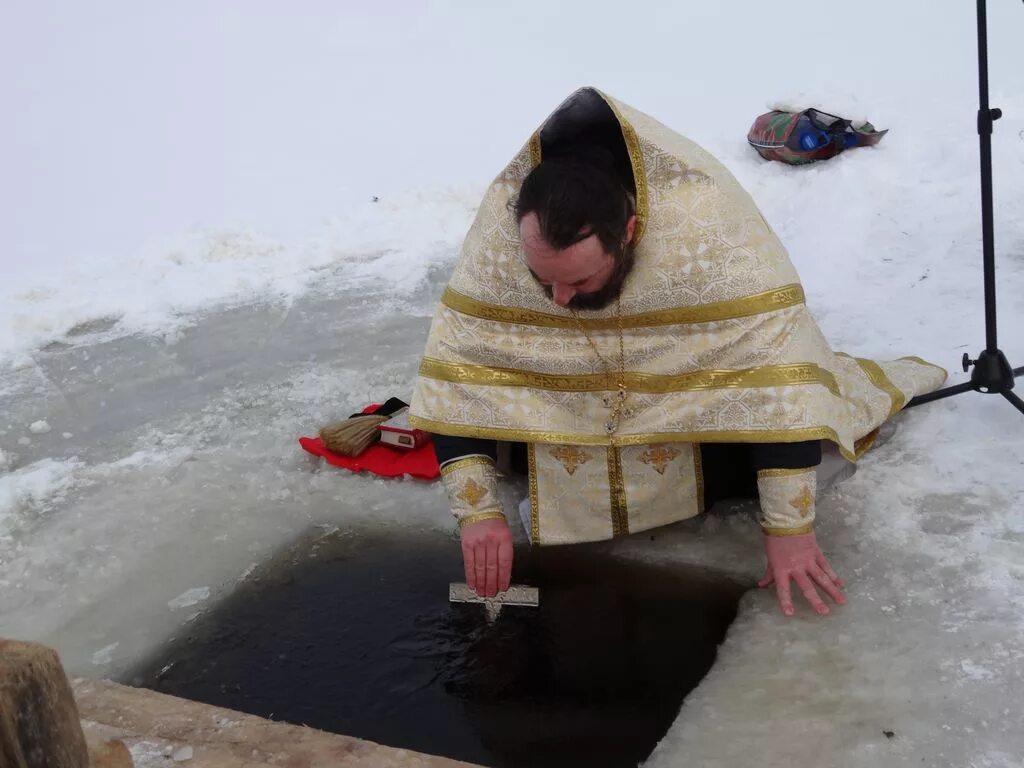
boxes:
[2,2,1024,766]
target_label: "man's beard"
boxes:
[542,246,636,311]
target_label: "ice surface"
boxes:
[0,273,457,682]
[2,1,1024,766]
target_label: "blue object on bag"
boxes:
[797,130,830,151]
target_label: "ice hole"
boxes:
[128,528,744,767]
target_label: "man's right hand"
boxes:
[460,517,513,598]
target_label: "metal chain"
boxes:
[571,296,630,435]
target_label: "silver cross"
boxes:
[449,583,540,623]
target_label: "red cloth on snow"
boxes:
[298,404,440,480]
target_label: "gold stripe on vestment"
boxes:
[693,444,706,512]
[408,416,858,462]
[439,455,495,477]
[854,428,879,458]
[440,284,806,330]
[527,444,540,544]
[458,510,506,529]
[529,131,542,168]
[757,467,815,479]
[899,355,949,377]
[600,93,649,246]
[607,447,629,536]
[854,358,906,417]
[418,357,841,397]
[762,523,815,537]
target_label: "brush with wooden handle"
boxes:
[318,397,409,457]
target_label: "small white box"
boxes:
[377,408,429,450]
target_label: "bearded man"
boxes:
[409,88,945,616]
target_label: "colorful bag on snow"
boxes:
[747,108,887,165]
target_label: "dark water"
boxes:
[128,529,744,768]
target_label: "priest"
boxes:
[409,88,946,617]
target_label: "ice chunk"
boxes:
[90,642,119,665]
[0,458,80,532]
[167,587,211,611]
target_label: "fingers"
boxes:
[775,573,795,617]
[498,537,514,593]
[758,568,775,588]
[461,520,513,598]
[462,541,476,591]
[793,571,829,615]
[816,553,845,588]
[484,539,499,597]
[474,544,487,597]
[809,564,846,605]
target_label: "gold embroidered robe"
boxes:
[410,87,946,544]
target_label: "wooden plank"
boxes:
[74,678,482,768]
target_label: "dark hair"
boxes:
[511,147,634,257]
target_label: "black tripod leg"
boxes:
[907,366,1024,409]
[1003,390,1024,415]
[906,381,975,408]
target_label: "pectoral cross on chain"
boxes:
[601,387,634,435]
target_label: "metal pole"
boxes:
[976,0,1000,352]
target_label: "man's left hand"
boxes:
[758,530,846,616]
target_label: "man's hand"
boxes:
[460,517,513,598]
[758,531,846,616]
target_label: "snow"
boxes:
[1,1,1023,766]
[0,189,479,366]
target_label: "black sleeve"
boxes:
[432,434,499,466]
[750,440,822,471]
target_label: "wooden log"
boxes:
[0,638,91,768]
[75,677,478,767]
